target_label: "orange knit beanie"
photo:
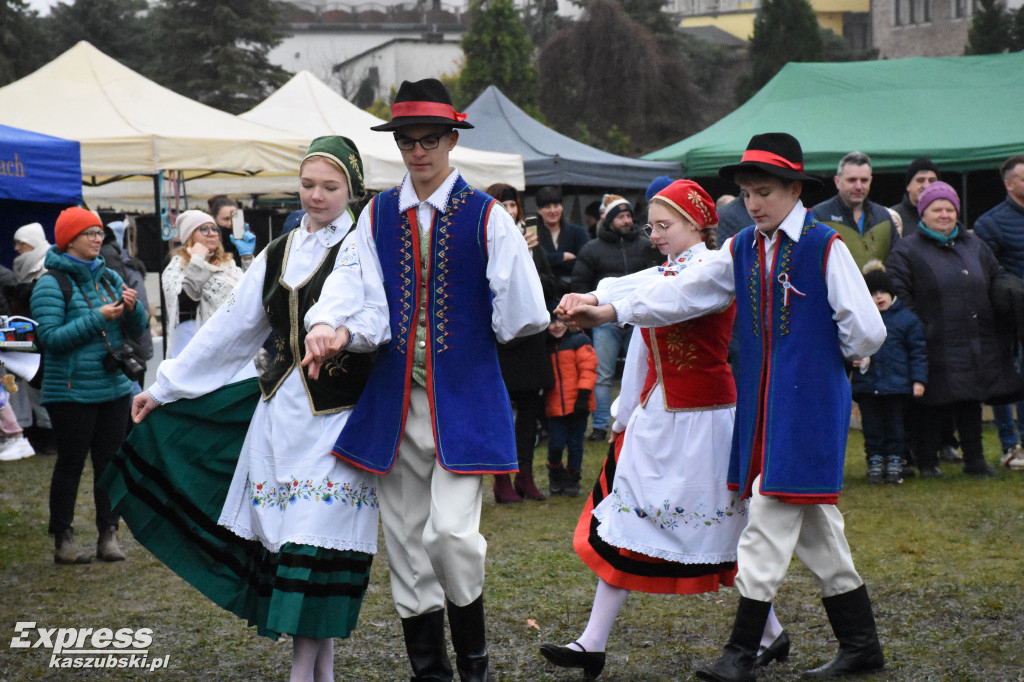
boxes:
[55,207,102,250]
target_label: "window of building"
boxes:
[954,0,966,18]
[895,0,903,25]
[909,0,916,23]
[923,0,931,20]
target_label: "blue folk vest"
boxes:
[332,177,516,474]
[729,211,850,503]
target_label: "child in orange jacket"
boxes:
[545,315,598,496]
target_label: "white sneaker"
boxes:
[0,436,35,461]
[1000,444,1024,469]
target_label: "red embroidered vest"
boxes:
[640,303,737,410]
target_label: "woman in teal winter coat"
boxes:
[29,207,148,565]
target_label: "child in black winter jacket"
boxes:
[851,268,928,484]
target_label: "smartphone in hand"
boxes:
[231,208,245,240]
[524,216,538,239]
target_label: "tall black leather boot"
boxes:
[804,584,884,678]
[401,609,454,682]
[696,597,772,682]
[446,596,489,682]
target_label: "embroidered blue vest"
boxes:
[332,176,516,474]
[729,211,850,503]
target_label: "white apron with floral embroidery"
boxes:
[592,389,745,563]
[217,370,379,554]
[591,243,748,564]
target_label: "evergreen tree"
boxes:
[965,0,1010,54]
[1008,4,1024,51]
[457,0,537,109]
[46,0,154,73]
[523,0,566,50]
[572,0,678,50]
[537,0,699,154]
[0,0,52,86]
[736,0,823,103]
[148,0,290,113]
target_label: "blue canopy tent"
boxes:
[0,124,82,268]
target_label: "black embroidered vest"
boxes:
[258,231,375,415]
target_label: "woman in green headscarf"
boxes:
[107,137,389,681]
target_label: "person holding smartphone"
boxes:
[161,210,244,357]
[208,195,257,267]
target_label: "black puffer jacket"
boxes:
[570,221,659,293]
[885,228,1022,405]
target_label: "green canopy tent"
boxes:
[644,53,1024,177]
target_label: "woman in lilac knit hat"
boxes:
[885,181,1021,477]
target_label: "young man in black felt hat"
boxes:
[324,78,548,681]
[558,133,887,681]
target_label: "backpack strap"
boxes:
[43,269,120,307]
[43,270,74,307]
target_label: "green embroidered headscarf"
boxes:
[301,136,365,200]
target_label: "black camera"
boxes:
[103,344,146,383]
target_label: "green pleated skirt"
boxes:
[100,379,373,640]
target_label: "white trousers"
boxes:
[378,387,486,618]
[735,476,863,602]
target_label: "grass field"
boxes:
[1,427,1023,681]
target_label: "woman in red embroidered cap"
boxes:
[540,180,783,679]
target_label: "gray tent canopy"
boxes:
[462,86,682,189]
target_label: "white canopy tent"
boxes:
[0,41,315,211]
[239,70,525,191]
[79,71,526,210]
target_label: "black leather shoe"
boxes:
[539,642,605,680]
[918,464,943,479]
[754,630,790,667]
[587,428,607,442]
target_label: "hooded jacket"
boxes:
[546,330,597,417]
[30,247,149,404]
[570,220,659,294]
[850,297,928,397]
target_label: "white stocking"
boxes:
[314,638,334,682]
[571,578,630,653]
[291,636,318,682]
[759,604,784,650]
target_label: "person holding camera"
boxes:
[162,210,244,358]
[30,207,148,565]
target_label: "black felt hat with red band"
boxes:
[718,132,820,185]
[369,78,474,132]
